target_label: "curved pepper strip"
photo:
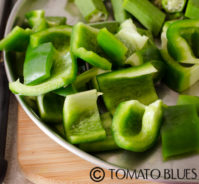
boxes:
[9,52,77,96]
[167,19,199,64]
[161,21,199,92]
[112,100,163,152]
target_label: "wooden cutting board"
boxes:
[17,105,161,184]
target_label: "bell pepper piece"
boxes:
[26,10,48,32]
[0,26,32,52]
[23,43,55,85]
[74,0,108,23]
[112,100,163,152]
[70,23,112,70]
[162,0,187,13]
[166,19,199,64]
[111,0,129,22]
[37,93,64,124]
[63,89,106,144]
[97,28,128,67]
[116,19,149,56]
[161,105,199,159]
[97,62,158,114]
[185,0,199,19]
[9,52,77,96]
[46,16,67,27]
[30,25,72,52]
[79,113,119,152]
[123,0,166,36]
[89,21,120,33]
[53,85,77,97]
[161,21,199,92]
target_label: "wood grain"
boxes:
[17,105,161,184]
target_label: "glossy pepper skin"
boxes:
[23,43,55,85]
[161,21,199,92]
[161,105,199,159]
[97,62,158,114]
[70,22,112,70]
[112,100,163,152]
[185,0,199,19]
[167,19,199,64]
[0,26,32,52]
[63,89,106,144]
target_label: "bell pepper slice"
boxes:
[37,93,64,124]
[26,10,48,32]
[70,23,112,70]
[185,0,199,19]
[46,16,67,27]
[79,113,119,152]
[63,89,106,144]
[161,21,199,92]
[161,105,199,159]
[97,28,128,67]
[162,0,187,13]
[112,100,163,152]
[23,43,55,85]
[97,62,158,114]
[30,25,72,52]
[9,52,77,96]
[74,0,108,23]
[123,0,166,36]
[0,26,32,52]
[167,19,199,64]
[89,21,120,34]
[116,19,149,56]
[111,0,129,22]
[53,85,77,97]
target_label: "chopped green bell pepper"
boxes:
[162,0,187,13]
[74,0,108,23]
[161,105,199,159]
[123,0,166,36]
[53,85,77,97]
[185,0,199,19]
[97,62,158,114]
[97,28,128,67]
[46,16,67,27]
[30,25,72,52]
[79,113,119,152]
[70,23,112,70]
[0,26,32,52]
[26,10,48,32]
[161,21,199,92]
[113,100,163,152]
[23,43,55,85]
[167,19,199,64]
[63,89,106,144]
[9,52,77,96]
[37,93,64,124]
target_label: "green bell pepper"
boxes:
[161,105,199,159]
[9,52,77,96]
[97,28,128,67]
[70,22,112,70]
[79,113,119,152]
[112,100,163,152]
[53,85,77,97]
[74,0,108,23]
[37,93,64,124]
[23,43,55,85]
[123,0,166,36]
[46,16,67,27]
[0,26,32,52]
[97,62,158,114]
[26,10,48,32]
[162,0,187,13]
[30,25,72,52]
[63,89,106,144]
[167,19,199,64]
[161,21,199,92]
[185,0,199,19]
